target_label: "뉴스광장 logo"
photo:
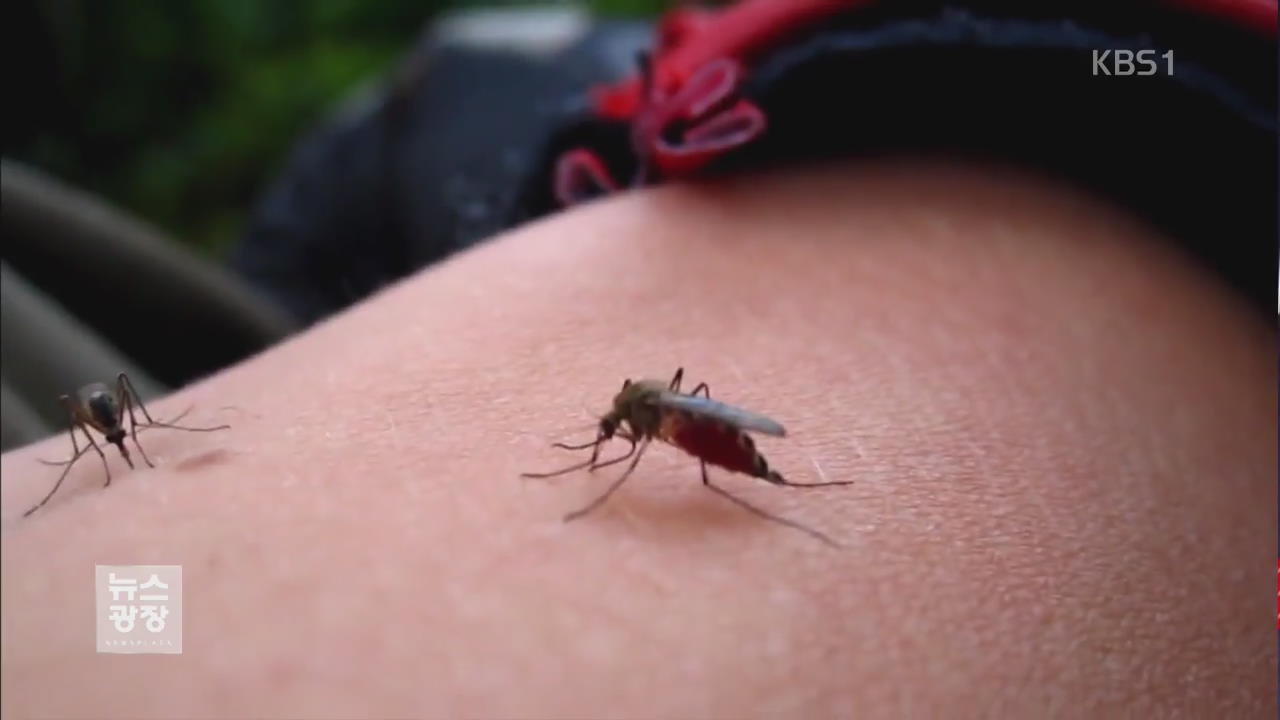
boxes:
[96,565,182,654]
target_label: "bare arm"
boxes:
[2,161,1273,718]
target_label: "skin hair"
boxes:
[1,161,1274,719]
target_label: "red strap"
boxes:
[632,57,767,177]
[596,0,868,121]
[1164,0,1277,35]
[559,0,1275,205]
[597,0,1274,121]
[554,149,620,207]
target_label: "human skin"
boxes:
[1,162,1274,718]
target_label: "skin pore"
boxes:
[1,162,1274,718]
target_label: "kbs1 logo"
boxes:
[1091,49,1174,76]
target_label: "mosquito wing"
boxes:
[654,392,787,437]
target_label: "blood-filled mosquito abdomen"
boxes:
[661,411,762,477]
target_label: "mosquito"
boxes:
[22,372,230,517]
[521,368,852,546]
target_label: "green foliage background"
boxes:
[9,1,665,257]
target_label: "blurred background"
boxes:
[3,0,1273,452]
[2,0,667,450]
[6,0,662,258]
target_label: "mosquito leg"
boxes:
[701,468,841,547]
[673,371,712,400]
[26,399,95,514]
[588,429,642,472]
[80,423,112,484]
[156,405,194,427]
[62,395,81,456]
[121,372,228,431]
[668,367,685,392]
[763,470,855,488]
[118,373,158,424]
[587,436,637,472]
[573,431,605,469]
[522,436,636,480]
[560,439,603,472]
[63,395,112,480]
[65,407,195,449]
[23,446,91,517]
[119,381,155,469]
[520,456,598,480]
[564,439,650,522]
[553,430,611,458]
[38,395,82,466]
[553,438,606,451]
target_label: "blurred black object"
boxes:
[4,2,1273,452]
[1,160,296,450]
[232,7,652,325]
[2,6,645,451]
[234,2,1275,326]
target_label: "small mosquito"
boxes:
[22,372,230,517]
[522,368,852,546]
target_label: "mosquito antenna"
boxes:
[553,437,607,451]
[563,438,650,521]
[163,405,195,425]
[126,387,226,433]
[552,419,604,441]
[128,406,200,434]
[554,427,637,451]
[522,435,638,480]
[538,406,607,444]
[135,403,231,433]
[520,456,599,479]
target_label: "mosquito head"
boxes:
[105,430,133,468]
[598,415,619,440]
[600,380,647,439]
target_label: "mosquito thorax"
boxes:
[86,391,120,430]
[612,380,666,436]
[612,379,664,409]
[599,416,619,439]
